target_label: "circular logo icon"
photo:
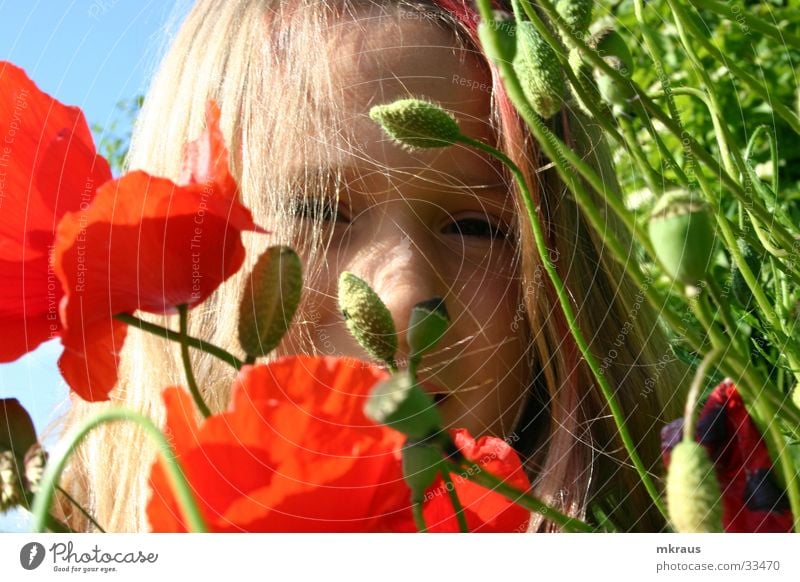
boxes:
[20,542,46,570]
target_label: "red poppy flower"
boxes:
[661,379,793,532]
[0,61,111,362]
[53,102,264,401]
[147,355,532,532]
[412,428,532,532]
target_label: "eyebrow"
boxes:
[288,165,511,196]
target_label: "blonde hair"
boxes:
[56,0,687,532]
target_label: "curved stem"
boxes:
[440,467,468,533]
[115,312,244,370]
[445,459,594,533]
[178,305,211,418]
[683,347,723,443]
[705,277,748,358]
[458,126,667,519]
[55,484,106,533]
[32,409,207,533]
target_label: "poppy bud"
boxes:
[338,271,397,365]
[666,441,724,532]
[512,20,565,119]
[556,0,593,40]
[0,450,24,512]
[238,246,303,358]
[364,372,443,440]
[478,12,517,66]
[731,237,762,310]
[648,190,716,285]
[591,27,635,110]
[402,440,444,500]
[23,444,47,495]
[369,99,461,151]
[407,298,449,362]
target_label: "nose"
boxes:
[345,230,446,362]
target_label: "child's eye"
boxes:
[441,217,507,240]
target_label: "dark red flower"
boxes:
[0,61,111,362]
[53,102,263,401]
[147,355,532,532]
[661,379,793,532]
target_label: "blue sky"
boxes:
[0,0,186,531]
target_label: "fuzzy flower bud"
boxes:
[369,99,461,151]
[338,271,397,365]
[238,246,303,358]
[556,0,593,41]
[666,441,724,532]
[513,19,565,119]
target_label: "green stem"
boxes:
[618,114,662,196]
[535,0,799,256]
[455,112,667,521]
[440,467,469,533]
[669,0,800,133]
[484,0,800,447]
[705,277,748,358]
[178,305,211,418]
[683,347,723,442]
[633,0,692,188]
[412,498,428,532]
[43,514,73,533]
[694,170,800,385]
[32,409,207,533]
[55,484,106,533]
[115,312,244,370]
[687,0,800,50]
[744,125,779,195]
[445,460,594,533]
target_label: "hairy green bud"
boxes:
[556,0,593,40]
[338,271,397,365]
[666,441,724,533]
[369,99,461,151]
[238,246,303,358]
[513,20,565,119]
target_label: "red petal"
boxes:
[0,62,110,361]
[147,357,410,532]
[421,429,531,532]
[57,318,127,401]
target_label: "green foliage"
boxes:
[90,95,143,175]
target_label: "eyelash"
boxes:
[441,217,508,240]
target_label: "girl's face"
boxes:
[285,9,532,438]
